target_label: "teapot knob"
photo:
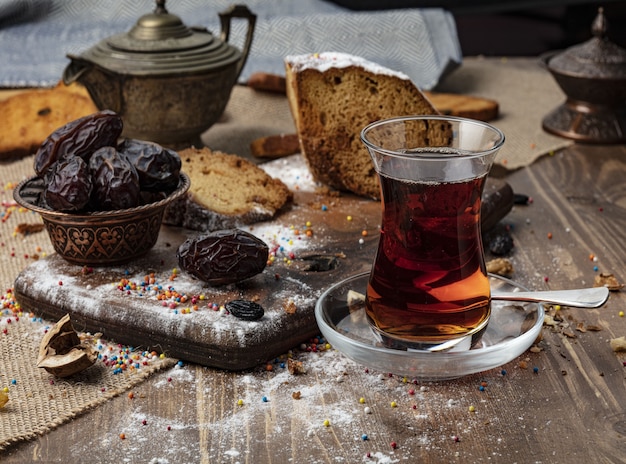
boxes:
[155,0,167,15]
[591,7,608,39]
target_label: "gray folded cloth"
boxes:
[0,0,461,90]
[0,0,50,27]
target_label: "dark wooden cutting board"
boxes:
[13,156,513,370]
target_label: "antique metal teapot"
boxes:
[63,0,256,147]
[542,7,626,144]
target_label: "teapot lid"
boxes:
[547,7,626,79]
[79,0,241,75]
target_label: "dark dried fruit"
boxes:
[119,139,181,192]
[89,146,141,210]
[34,110,123,177]
[225,300,264,321]
[487,230,514,256]
[177,229,269,286]
[44,156,92,212]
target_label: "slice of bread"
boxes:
[0,82,98,159]
[423,91,499,122]
[284,52,439,199]
[163,147,292,231]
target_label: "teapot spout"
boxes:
[63,55,123,113]
[62,54,93,85]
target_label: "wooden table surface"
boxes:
[2,105,626,463]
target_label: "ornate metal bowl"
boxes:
[13,173,190,266]
[542,8,626,143]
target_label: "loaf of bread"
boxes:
[284,52,439,199]
[247,72,287,94]
[163,147,292,231]
[423,91,499,122]
[250,133,300,159]
[0,82,98,159]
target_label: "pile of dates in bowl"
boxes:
[13,110,190,266]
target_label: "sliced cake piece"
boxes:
[163,147,292,231]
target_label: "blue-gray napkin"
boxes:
[0,0,461,89]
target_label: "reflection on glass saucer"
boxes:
[315,272,544,381]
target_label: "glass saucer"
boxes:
[315,272,544,380]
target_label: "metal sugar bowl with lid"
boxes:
[63,0,256,147]
[541,7,626,144]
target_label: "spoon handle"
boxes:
[491,286,610,308]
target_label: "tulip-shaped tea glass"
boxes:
[361,115,505,351]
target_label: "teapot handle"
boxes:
[219,5,257,81]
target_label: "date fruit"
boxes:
[44,156,92,212]
[119,139,181,192]
[34,110,123,177]
[177,229,269,286]
[486,226,514,256]
[225,300,265,321]
[89,146,141,210]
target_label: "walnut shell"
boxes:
[37,314,97,378]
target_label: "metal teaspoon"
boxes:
[491,286,609,308]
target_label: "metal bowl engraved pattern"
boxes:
[13,173,190,266]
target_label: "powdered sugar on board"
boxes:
[259,153,318,193]
[12,238,324,370]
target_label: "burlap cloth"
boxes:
[435,56,573,173]
[0,56,571,451]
